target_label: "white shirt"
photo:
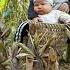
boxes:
[38,10,70,24]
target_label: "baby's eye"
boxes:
[41,3,45,5]
[34,3,39,6]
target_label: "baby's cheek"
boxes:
[34,7,38,12]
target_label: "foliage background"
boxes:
[0,0,30,69]
[0,0,29,45]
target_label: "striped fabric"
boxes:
[14,20,30,43]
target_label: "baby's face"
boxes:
[34,0,52,15]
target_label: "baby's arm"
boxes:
[59,11,70,24]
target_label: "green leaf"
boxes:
[39,35,57,56]
[13,42,35,57]
[16,53,31,58]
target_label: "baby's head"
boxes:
[33,0,53,15]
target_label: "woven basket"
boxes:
[29,22,68,57]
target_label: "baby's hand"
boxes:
[59,3,69,13]
[32,17,43,23]
[65,19,70,24]
[32,17,39,22]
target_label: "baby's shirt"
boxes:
[38,10,70,24]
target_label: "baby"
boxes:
[33,0,70,24]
